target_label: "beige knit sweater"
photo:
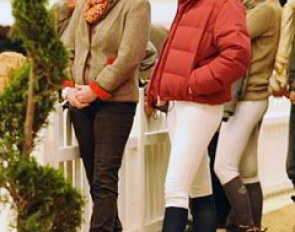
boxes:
[241,0,281,101]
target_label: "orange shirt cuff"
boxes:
[63,80,75,88]
[89,81,112,100]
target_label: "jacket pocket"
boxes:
[160,73,189,99]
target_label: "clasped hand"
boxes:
[269,71,295,104]
[67,85,97,109]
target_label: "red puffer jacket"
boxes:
[148,0,251,106]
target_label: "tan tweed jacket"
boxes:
[62,0,151,102]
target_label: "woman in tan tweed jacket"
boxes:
[62,0,151,231]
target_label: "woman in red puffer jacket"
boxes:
[147,0,251,231]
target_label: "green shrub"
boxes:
[0,152,85,232]
[0,0,85,231]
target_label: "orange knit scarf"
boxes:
[84,0,109,24]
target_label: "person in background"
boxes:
[270,0,295,201]
[139,25,169,88]
[61,0,151,231]
[211,0,288,229]
[147,0,251,232]
[51,0,77,37]
[139,40,158,87]
[0,25,25,54]
[214,0,281,231]
[150,25,168,53]
[207,132,231,230]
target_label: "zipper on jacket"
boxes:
[191,0,218,70]
[154,2,190,100]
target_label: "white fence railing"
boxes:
[259,97,293,195]
[33,91,293,232]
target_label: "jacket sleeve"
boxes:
[90,0,151,97]
[51,0,74,37]
[188,0,251,95]
[61,1,84,61]
[60,1,84,87]
[274,0,295,86]
[139,41,158,82]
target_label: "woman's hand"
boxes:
[67,88,90,109]
[75,85,97,104]
[144,101,154,118]
[269,75,289,97]
[272,87,289,98]
[290,91,295,105]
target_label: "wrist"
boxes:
[62,87,71,100]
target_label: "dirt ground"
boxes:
[263,204,295,232]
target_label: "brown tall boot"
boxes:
[223,177,254,227]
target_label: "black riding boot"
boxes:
[162,207,188,232]
[191,195,217,232]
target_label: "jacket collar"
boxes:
[82,0,120,43]
[178,0,192,4]
[101,0,120,20]
[177,0,197,12]
[84,0,120,24]
[178,0,192,6]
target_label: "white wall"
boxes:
[0,2,13,26]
